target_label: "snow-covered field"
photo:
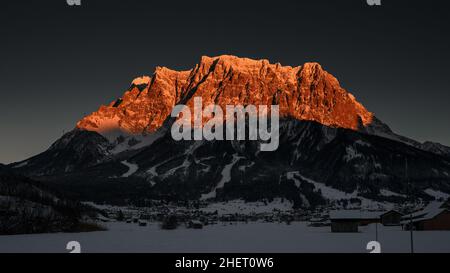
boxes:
[0,222,449,253]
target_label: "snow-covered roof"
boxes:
[402,202,447,222]
[379,209,403,216]
[329,210,382,220]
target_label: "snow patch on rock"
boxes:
[12,161,28,168]
[380,189,406,198]
[344,146,363,162]
[121,161,139,177]
[425,189,450,200]
[201,155,243,200]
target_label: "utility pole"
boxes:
[375,222,378,242]
[406,158,414,253]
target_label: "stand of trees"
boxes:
[0,165,104,235]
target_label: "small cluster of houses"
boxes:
[97,202,313,229]
[329,201,450,233]
[92,199,450,233]
[119,210,308,229]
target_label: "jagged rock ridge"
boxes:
[77,55,377,139]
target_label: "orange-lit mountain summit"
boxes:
[76,55,374,138]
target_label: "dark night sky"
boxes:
[1,0,450,163]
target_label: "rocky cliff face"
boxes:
[76,55,376,140]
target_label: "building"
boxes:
[442,199,450,209]
[330,219,359,233]
[329,211,381,233]
[187,220,204,229]
[402,202,450,231]
[380,210,403,226]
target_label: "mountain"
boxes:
[75,55,433,153]
[10,55,450,207]
[11,129,112,176]
[77,55,377,136]
[419,141,450,158]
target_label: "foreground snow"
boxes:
[0,222,449,253]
